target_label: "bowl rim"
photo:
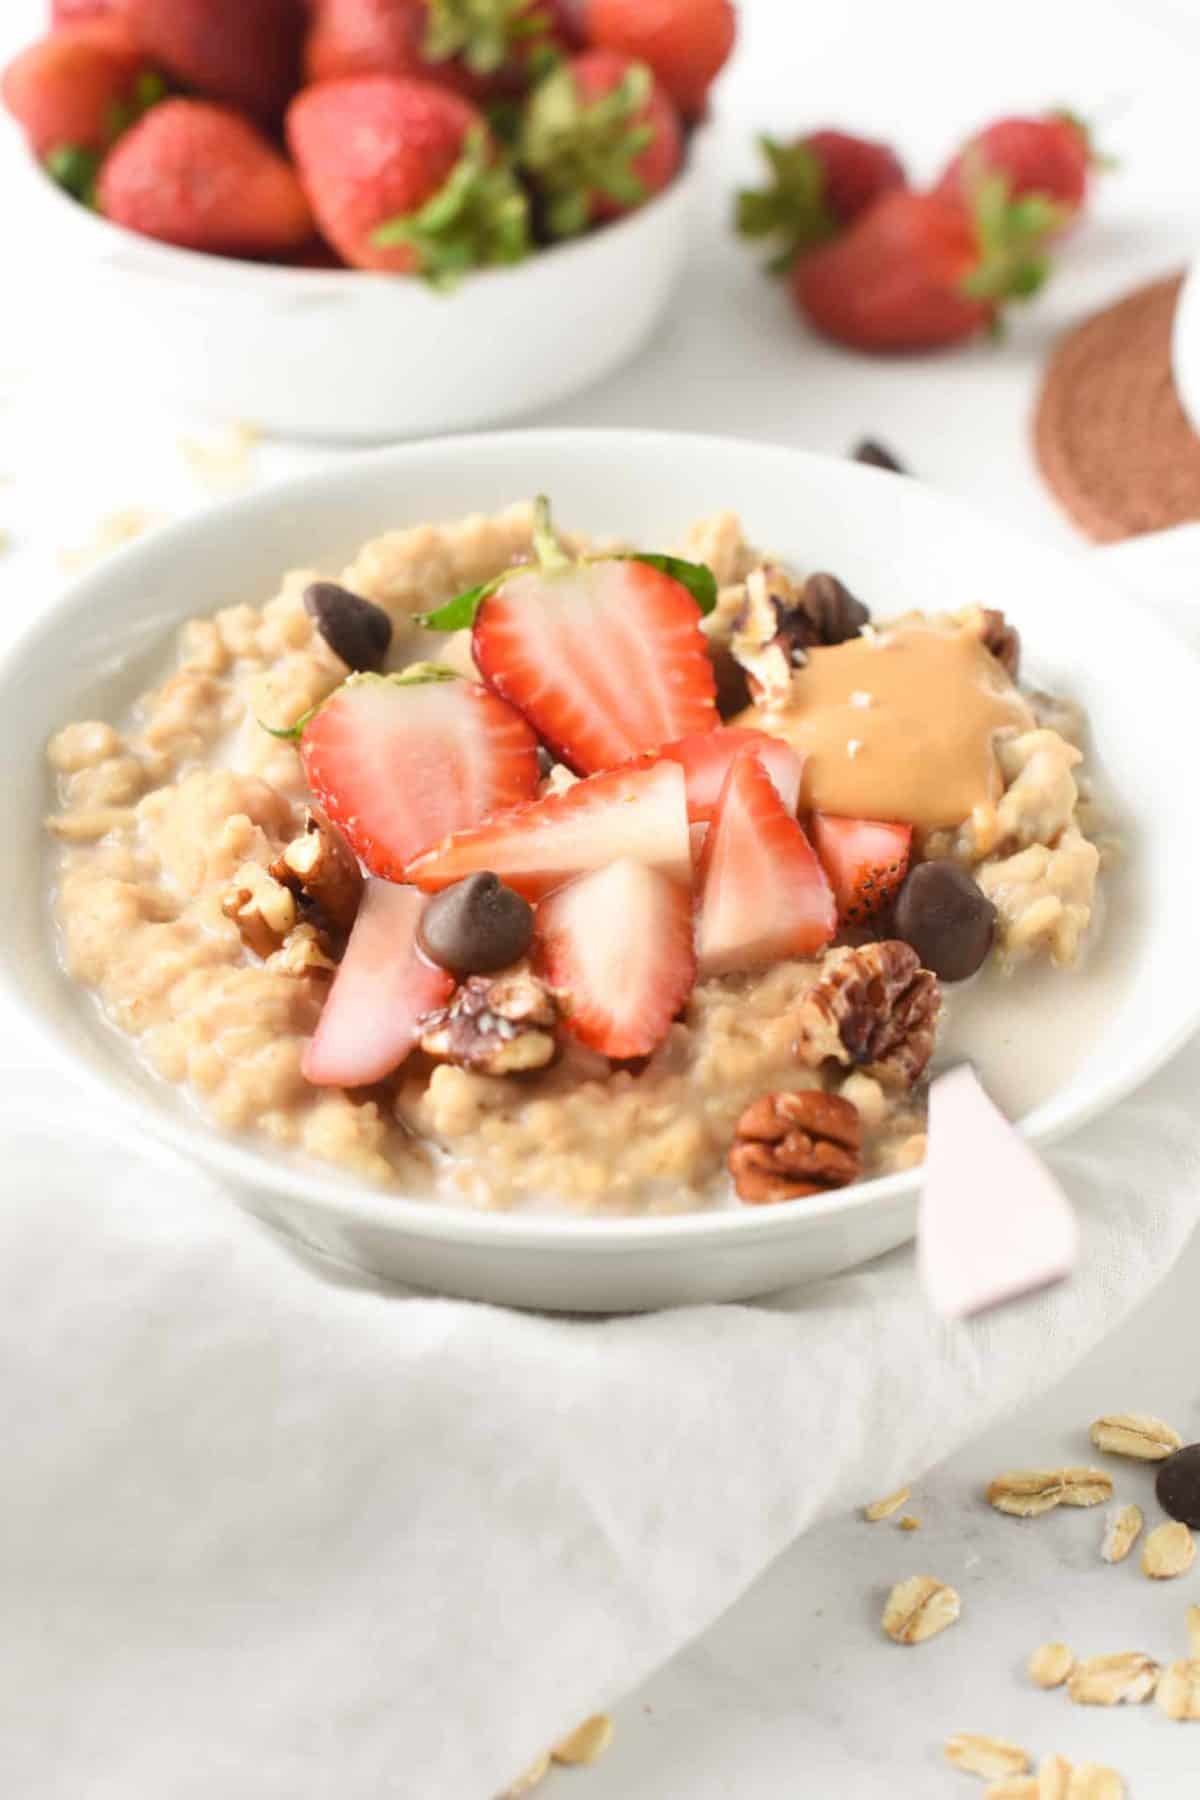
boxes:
[12,118,703,298]
[8,426,1200,1257]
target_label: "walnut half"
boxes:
[270,808,362,933]
[729,1089,863,1204]
[418,969,559,1075]
[222,861,297,958]
[794,942,941,1090]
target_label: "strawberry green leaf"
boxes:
[413,577,505,632]
[519,60,654,239]
[373,126,531,288]
[735,136,837,275]
[106,70,166,145]
[626,554,717,615]
[258,666,460,736]
[424,0,556,76]
[44,143,102,204]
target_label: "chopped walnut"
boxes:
[270,808,362,932]
[222,861,297,958]
[794,943,941,1090]
[729,1089,863,1204]
[419,969,559,1075]
[265,923,337,979]
[730,567,870,707]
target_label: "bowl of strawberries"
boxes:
[3,0,737,439]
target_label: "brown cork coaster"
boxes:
[1034,271,1200,543]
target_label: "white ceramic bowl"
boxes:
[4,430,1200,1312]
[9,132,700,442]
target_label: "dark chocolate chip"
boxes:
[892,861,996,983]
[799,572,870,647]
[304,581,393,673]
[417,872,534,976]
[536,745,557,779]
[852,438,908,475]
[709,641,752,720]
[1156,1443,1200,1528]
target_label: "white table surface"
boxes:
[3,0,1199,1794]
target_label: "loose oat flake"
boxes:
[898,1514,921,1531]
[1088,1412,1182,1460]
[944,1733,1029,1779]
[881,1574,960,1644]
[1037,1752,1073,1799]
[1156,1658,1200,1721]
[1099,1503,1143,1564]
[864,1484,911,1522]
[1028,1641,1075,1688]
[1142,1519,1196,1580]
[1066,1652,1160,1706]
[984,1780,1038,1799]
[987,1468,1112,1518]
[500,1750,551,1796]
[552,1715,614,1766]
[1065,1765,1124,1800]
[1187,1605,1200,1658]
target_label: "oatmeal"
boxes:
[46,501,1107,1215]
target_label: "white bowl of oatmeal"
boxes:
[7,431,1200,1312]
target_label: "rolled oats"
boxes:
[499,1750,550,1796]
[986,1468,1112,1518]
[1037,1753,1073,1800]
[1066,1653,1159,1706]
[1142,1520,1196,1580]
[881,1575,960,1645]
[1100,1503,1143,1565]
[864,1485,911,1522]
[1088,1413,1182,1461]
[898,1514,921,1531]
[984,1782,1038,1800]
[1028,1642,1074,1689]
[552,1715,613,1765]
[1155,1658,1200,1722]
[1064,1766,1123,1800]
[944,1733,1029,1779]
[1187,1605,1200,1658]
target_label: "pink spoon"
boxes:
[918,1063,1079,1320]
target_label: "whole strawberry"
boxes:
[287,75,530,279]
[2,23,161,196]
[304,0,576,97]
[585,0,735,119]
[934,111,1101,235]
[737,129,907,272]
[792,186,1057,353]
[122,0,304,124]
[519,48,681,237]
[96,99,315,258]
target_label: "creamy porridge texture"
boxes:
[46,502,1104,1215]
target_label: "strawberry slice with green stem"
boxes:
[695,749,836,977]
[536,856,695,1058]
[420,496,718,775]
[263,665,539,882]
[406,757,691,898]
[809,814,911,924]
[303,879,453,1087]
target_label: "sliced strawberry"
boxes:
[303,880,453,1086]
[473,558,717,775]
[405,759,690,899]
[657,727,803,822]
[810,814,912,924]
[297,673,538,882]
[537,858,695,1058]
[695,750,836,977]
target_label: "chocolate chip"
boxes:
[417,873,534,976]
[852,438,908,475]
[800,572,870,647]
[893,861,996,983]
[1156,1444,1200,1528]
[709,640,752,719]
[303,581,393,673]
[536,745,557,779]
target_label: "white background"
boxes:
[2,0,1200,1794]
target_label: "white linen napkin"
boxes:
[3,528,1199,1800]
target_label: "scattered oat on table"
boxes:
[1187,1605,1200,1658]
[1066,1652,1159,1706]
[178,420,261,494]
[898,1513,921,1531]
[1100,1503,1143,1565]
[984,1778,1038,1799]
[1028,1641,1075,1688]
[1089,1413,1182,1460]
[864,1484,911,1522]
[1155,1659,1200,1721]
[881,1575,960,1644]
[987,1468,1113,1518]
[552,1716,613,1766]
[1064,1764,1124,1799]
[1036,1752,1073,1799]
[944,1733,1029,1779]
[58,508,165,573]
[1142,1520,1196,1580]
[500,1750,551,1796]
